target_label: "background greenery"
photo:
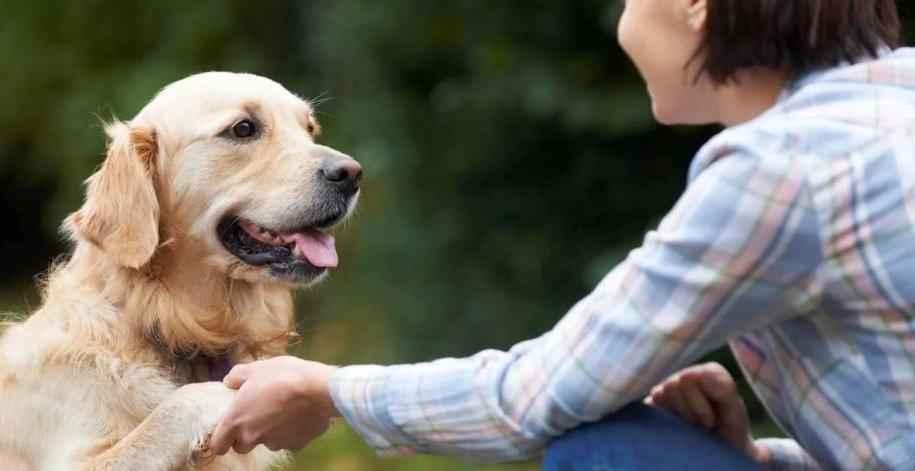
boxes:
[0,1,911,469]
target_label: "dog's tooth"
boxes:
[292,244,302,259]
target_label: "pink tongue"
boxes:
[280,230,338,268]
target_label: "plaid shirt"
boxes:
[330,48,915,470]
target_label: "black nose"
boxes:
[320,156,363,196]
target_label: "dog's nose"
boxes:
[320,156,362,196]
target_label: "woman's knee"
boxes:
[542,424,588,469]
[543,403,653,470]
[542,426,589,470]
[542,403,764,471]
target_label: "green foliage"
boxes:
[294,0,716,363]
[0,1,912,468]
[295,426,538,471]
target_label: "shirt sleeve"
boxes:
[756,438,823,470]
[330,147,825,463]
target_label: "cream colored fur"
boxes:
[0,72,353,470]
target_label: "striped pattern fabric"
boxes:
[330,48,915,469]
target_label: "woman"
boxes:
[209,0,913,468]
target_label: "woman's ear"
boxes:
[683,0,708,32]
[67,120,160,269]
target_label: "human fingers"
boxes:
[676,375,715,429]
[223,364,252,390]
[208,417,237,455]
[650,376,697,424]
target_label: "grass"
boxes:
[293,425,540,470]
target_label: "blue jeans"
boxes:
[542,403,766,470]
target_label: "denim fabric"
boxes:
[542,403,765,471]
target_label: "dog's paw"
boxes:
[193,431,212,453]
[172,382,236,421]
[190,431,217,467]
[167,382,237,453]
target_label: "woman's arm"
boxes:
[210,143,824,463]
[756,438,822,470]
[328,145,825,463]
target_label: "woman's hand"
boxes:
[208,356,339,455]
[645,362,771,466]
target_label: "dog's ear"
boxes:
[68,120,160,269]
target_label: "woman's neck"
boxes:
[714,68,789,127]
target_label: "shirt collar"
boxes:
[779,46,895,102]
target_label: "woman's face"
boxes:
[617,0,716,125]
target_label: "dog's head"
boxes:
[68,72,360,286]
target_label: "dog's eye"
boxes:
[306,120,321,137]
[230,120,257,139]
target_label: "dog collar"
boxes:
[208,355,234,382]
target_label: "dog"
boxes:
[0,72,361,470]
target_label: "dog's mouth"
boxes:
[217,213,344,282]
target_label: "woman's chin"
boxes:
[651,102,715,126]
[650,103,682,126]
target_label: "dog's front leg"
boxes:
[80,382,233,471]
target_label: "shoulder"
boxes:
[691,48,915,183]
[688,122,803,187]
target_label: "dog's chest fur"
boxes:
[0,321,279,470]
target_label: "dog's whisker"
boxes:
[314,109,338,118]
[308,90,333,109]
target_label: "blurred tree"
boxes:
[296,0,716,361]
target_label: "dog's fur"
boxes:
[0,72,358,470]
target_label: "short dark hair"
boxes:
[695,0,902,84]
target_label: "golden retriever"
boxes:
[0,72,361,470]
